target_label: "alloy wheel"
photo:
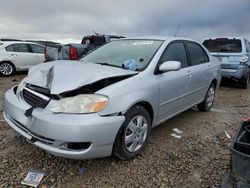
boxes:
[207,86,215,108]
[0,63,13,75]
[124,115,148,153]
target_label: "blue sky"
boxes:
[0,0,249,43]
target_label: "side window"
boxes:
[5,45,15,52]
[203,50,209,62]
[186,42,208,66]
[159,42,187,68]
[245,40,249,53]
[12,44,30,53]
[29,44,44,54]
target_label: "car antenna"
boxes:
[174,24,181,37]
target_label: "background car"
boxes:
[203,37,250,89]
[0,41,45,76]
[44,34,125,62]
[3,37,220,160]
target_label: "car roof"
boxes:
[119,36,197,42]
[0,41,44,47]
[203,37,246,41]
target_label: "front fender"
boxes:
[97,76,159,126]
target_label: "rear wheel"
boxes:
[113,105,151,160]
[0,62,15,76]
[197,83,215,111]
[239,74,249,89]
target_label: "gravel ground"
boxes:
[0,74,249,188]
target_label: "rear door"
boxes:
[28,44,45,65]
[183,41,211,106]
[5,43,33,69]
[157,41,189,121]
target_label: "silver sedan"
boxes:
[3,37,220,160]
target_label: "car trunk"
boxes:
[210,53,242,70]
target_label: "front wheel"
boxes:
[197,83,215,111]
[113,105,151,160]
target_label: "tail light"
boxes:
[240,55,249,64]
[44,47,47,62]
[69,46,78,60]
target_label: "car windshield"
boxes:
[203,39,242,53]
[80,39,163,71]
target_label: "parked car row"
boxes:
[3,37,220,160]
[1,36,249,90]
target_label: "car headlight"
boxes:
[17,77,27,94]
[50,94,108,114]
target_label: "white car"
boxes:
[0,41,45,76]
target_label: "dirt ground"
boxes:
[0,73,249,188]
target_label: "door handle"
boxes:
[11,54,17,56]
[187,71,192,77]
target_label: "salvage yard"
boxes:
[0,74,249,187]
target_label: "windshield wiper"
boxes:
[94,62,121,68]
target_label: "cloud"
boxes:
[0,0,249,43]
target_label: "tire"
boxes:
[113,105,151,160]
[239,75,249,89]
[197,83,215,112]
[0,61,15,77]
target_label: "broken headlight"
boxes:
[50,94,108,114]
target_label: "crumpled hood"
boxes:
[26,60,137,94]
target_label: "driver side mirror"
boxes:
[159,61,181,73]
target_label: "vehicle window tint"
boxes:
[203,50,209,62]
[160,42,187,68]
[203,39,242,53]
[186,42,207,66]
[30,44,44,54]
[13,44,30,53]
[245,40,250,53]
[5,45,15,52]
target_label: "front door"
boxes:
[157,42,189,121]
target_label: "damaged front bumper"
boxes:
[3,86,125,159]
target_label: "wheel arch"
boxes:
[129,101,154,124]
[211,79,217,88]
[0,60,16,69]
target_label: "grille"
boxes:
[23,88,49,108]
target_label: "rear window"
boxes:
[81,36,106,46]
[203,39,242,53]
